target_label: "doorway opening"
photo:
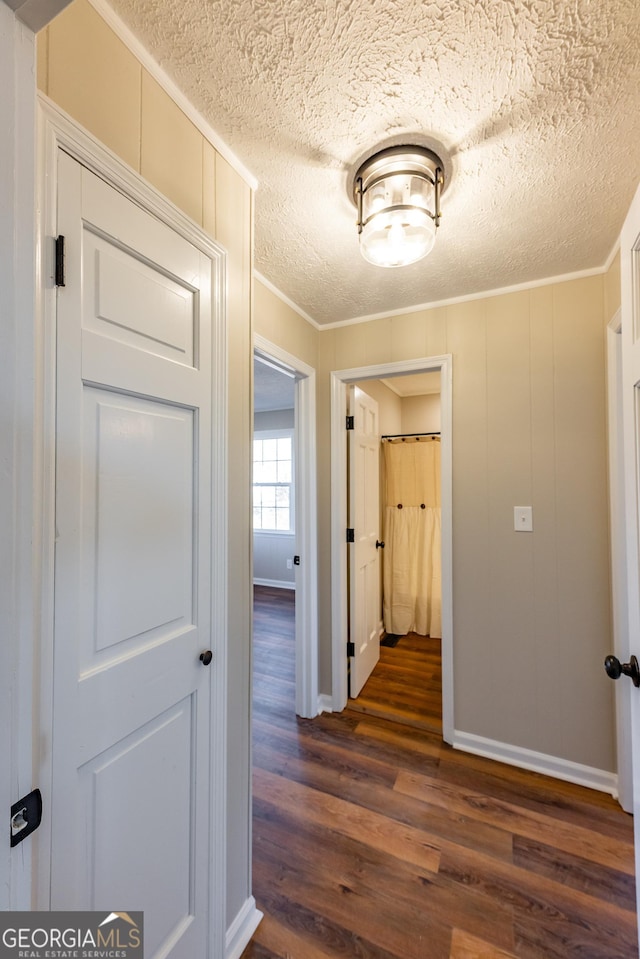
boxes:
[330,355,453,743]
[346,372,443,734]
[253,335,318,718]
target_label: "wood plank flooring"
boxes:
[347,631,443,734]
[243,586,637,959]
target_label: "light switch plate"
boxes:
[514,506,533,531]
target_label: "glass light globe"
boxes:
[353,145,445,268]
[360,208,436,268]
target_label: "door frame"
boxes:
[34,97,229,955]
[606,308,633,812]
[330,354,454,742]
[253,334,318,718]
[0,8,38,910]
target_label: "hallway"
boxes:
[243,586,636,959]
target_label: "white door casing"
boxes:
[253,334,318,718]
[620,179,640,943]
[0,6,37,911]
[348,386,381,698]
[330,356,453,738]
[37,99,227,959]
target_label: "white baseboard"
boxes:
[225,896,263,959]
[452,730,618,797]
[317,693,333,714]
[253,577,295,590]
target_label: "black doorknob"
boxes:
[376,540,385,549]
[200,650,213,666]
[604,654,640,687]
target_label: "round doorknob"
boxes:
[199,650,213,666]
[604,654,640,687]
[376,540,385,549]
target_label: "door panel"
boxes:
[86,238,196,365]
[348,386,381,698]
[81,698,194,957]
[51,151,214,959]
[86,393,194,655]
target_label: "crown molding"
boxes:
[322,263,611,330]
[253,271,320,330]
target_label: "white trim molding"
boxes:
[323,265,609,330]
[225,896,263,959]
[0,3,37,911]
[317,693,334,714]
[253,577,296,590]
[254,270,320,330]
[253,261,622,335]
[254,334,319,720]
[452,730,618,797]
[330,355,453,743]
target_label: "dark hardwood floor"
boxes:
[348,631,443,734]
[243,585,637,959]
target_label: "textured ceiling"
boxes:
[254,357,296,412]
[109,0,640,326]
[381,372,441,396]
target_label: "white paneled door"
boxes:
[621,181,640,951]
[50,152,217,958]
[348,386,381,697]
[619,182,640,952]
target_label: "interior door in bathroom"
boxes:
[348,385,381,697]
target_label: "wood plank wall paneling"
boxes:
[245,586,636,959]
[316,276,613,776]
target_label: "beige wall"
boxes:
[319,276,615,773]
[402,392,441,435]
[38,0,254,928]
[252,267,617,773]
[350,381,441,436]
[254,279,318,369]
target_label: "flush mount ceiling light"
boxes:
[353,145,445,268]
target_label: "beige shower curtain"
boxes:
[382,437,441,638]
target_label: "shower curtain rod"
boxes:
[381,431,441,439]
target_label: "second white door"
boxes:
[348,386,381,697]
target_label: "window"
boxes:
[253,431,294,531]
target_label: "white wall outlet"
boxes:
[286,558,293,569]
[514,506,533,532]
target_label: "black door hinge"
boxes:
[293,555,300,566]
[346,528,355,543]
[346,415,354,430]
[55,235,66,287]
[347,642,355,657]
